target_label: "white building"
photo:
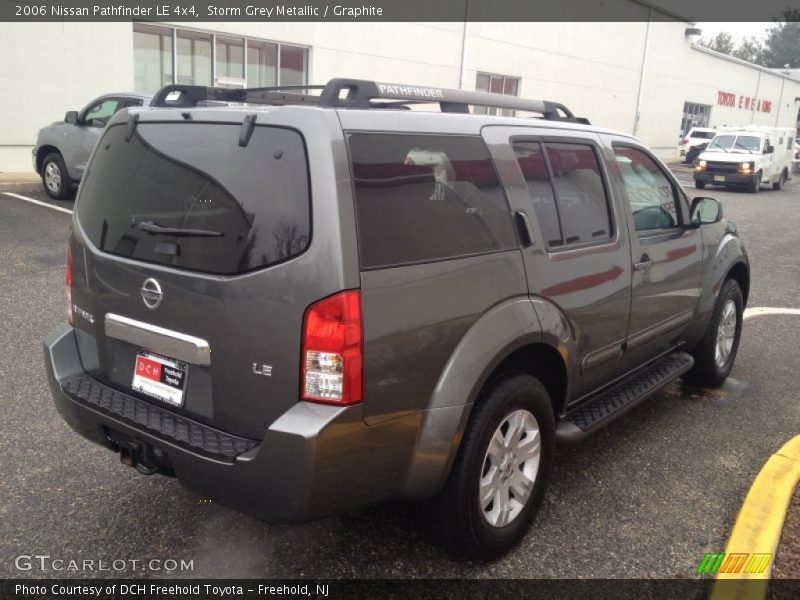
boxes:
[2,9,800,171]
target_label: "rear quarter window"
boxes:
[76,122,310,275]
[348,133,517,269]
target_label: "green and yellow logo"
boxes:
[697,552,773,575]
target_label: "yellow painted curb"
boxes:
[709,436,800,600]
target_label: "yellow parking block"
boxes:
[710,436,800,600]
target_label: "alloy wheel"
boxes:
[479,409,541,528]
[44,162,62,193]
[715,299,737,368]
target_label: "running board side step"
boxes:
[555,352,694,444]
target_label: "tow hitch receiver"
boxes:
[107,429,174,476]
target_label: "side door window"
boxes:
[512,140,614,248]
[612,146,681,232]
[121,98,145,109]
[544,143,612,245]
[511,141,562,247]
[82,99,122,128]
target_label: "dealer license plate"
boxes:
[132,350,188,407]
[714,175,726,182]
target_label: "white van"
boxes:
[693,127,794,193]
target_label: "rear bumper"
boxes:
[694,171,756,187]
[44,325,440,523]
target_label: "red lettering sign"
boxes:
[135,356,162,381]
[718,91,773,113]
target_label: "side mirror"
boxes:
[64,111,78,125]
[690,197,723,225]
[765,144,774,154]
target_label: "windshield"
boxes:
[707,134,762,154]
[77,122,310,275]
[732,136,762,153]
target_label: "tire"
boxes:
[432,373,555,560]
[41,152,74,200]
[749,172,761,194]
[695,180,706,190]
[773,169,787,190]
[685,279,744,388]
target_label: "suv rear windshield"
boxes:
[77,122,310,275]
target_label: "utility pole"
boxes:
[632,8,652,136]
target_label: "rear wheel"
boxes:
[695,180,706,190]
[773,169,787,190]
[685,279,743,388]
[41,152,74,200]
[432,373,554,560]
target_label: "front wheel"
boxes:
[432,374,555,560]
[41,153,74,200]
[749,172,761,194]
[685,279,744,388]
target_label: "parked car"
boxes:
[32,93,152,199]
[694,126,795,193]
[679,126,716,162]
[685,142,708,165]
[44,79,749,560]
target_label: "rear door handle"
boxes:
[513,210,534,248]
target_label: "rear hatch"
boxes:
[69,115,331,440]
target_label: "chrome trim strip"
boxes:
[104,313,211,366]
[625,309,694,352]
[582,340,625,371]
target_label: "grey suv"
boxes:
[44,79,749,559]
[33,93,151,199]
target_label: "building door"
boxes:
[680,102,712,137]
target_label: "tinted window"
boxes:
[544,143,612,245]
[614,146,679,231]
[512,142,562,246]
[348,133,516,269]
[122,98,144,109]
[83,99,121,128]
[77,123,310,275]
[690,131,715,139]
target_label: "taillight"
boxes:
[66,245,73,325]
[682,138,689,145]
[301,290,363,405]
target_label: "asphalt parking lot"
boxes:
[1,170,798,579]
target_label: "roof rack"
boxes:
[150,78,590,124]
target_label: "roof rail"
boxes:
[150,78,589,124]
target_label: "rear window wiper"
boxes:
[137,220,224,237]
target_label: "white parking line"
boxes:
[1,192,73,215]
[744,307,800,320]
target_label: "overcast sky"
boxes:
[698,22,773,43]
